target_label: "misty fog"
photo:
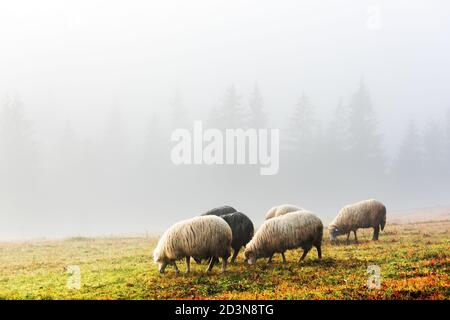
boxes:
[1,0,450,239]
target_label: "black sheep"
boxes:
[201,207,254,263]
[220,212,255,263]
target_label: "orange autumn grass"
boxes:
[0,220,448,299]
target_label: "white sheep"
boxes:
[264,204,304,262]
[328,199,387,243]
[153,215,232,273]
[244,211,323,265]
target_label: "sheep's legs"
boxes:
[267,252,285,263]
[316,245,322,259]
[185,256,191,274]
[221,258,228,273]
[230,249,239,264]
[373,226,380,241]
[159,262,168,273]
[353,230,358,243]
[172,261,179,273]
[346,232,350,244]
[206,257,215,272]
[299,247,311,262]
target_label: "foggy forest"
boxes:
[1,1,450,239]
[1,81,450,239]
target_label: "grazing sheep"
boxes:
[153,215,232,273]
[264,204,304,262]
[194,204,236,265]
[244,211,323,265]
[328,199,387,243]
[202,211,254,263]
[201,205,237,216]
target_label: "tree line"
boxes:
[1,81,449,235]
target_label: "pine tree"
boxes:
[285,92,317,157]
[422,119,446,181]
[209,85,244,129]
[326,98,350,153]
[392,119,423,183]
[248,83,267,128]
[0,96,37,177]
[0,95,38,206]
[347,80,385,178]
[321,98,351,185]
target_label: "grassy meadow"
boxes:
[0,220,449,300]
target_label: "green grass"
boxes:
[0,221,449,300]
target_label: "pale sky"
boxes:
[1,0,449,154]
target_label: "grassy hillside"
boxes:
[0,220,449,300]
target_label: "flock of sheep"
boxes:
[153,199,387,273]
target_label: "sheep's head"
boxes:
[328,225,340,241]
[157,261,168,273]
[244,248,257,265]
[153,248,168,273]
